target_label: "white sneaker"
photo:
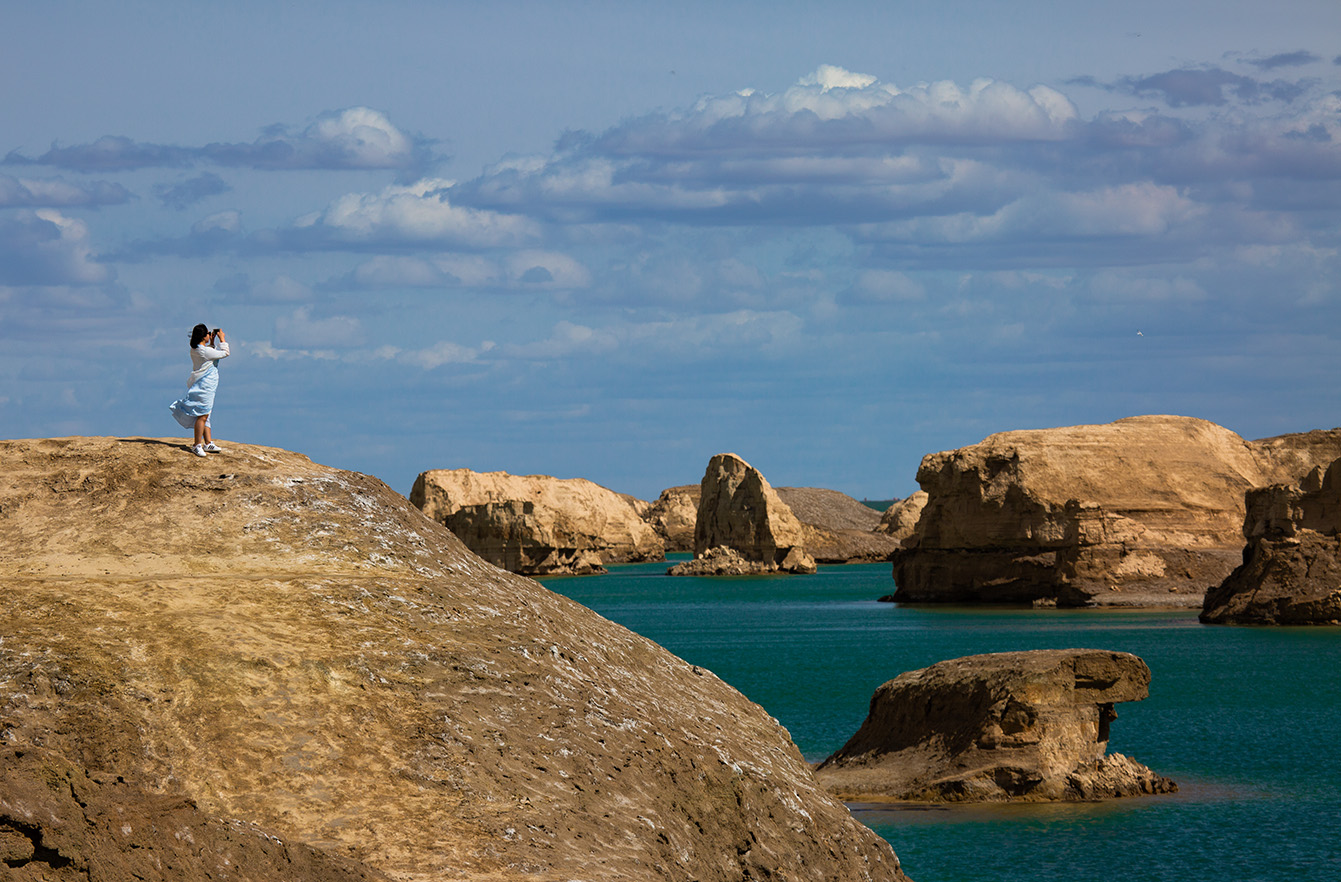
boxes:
[192,444,207,458]
[203,443,223,453]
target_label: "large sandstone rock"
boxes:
[891,416,1341,607]
[669,453,816,575]
[644,484,699,552]
[1201,458,1341,624]
[0,437,906,882]
[777,487,902,563]
[409,468,664,575]
[814,650,1176,803]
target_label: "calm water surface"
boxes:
[542,560,1341,882]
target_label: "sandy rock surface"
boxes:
[644,485,699,553]
[815,649,1176,803]
[1202,458,1341,624]
[875,492,928,546]
[0,437,906,882]
[409,468,664,575]
[892,416,1341,607]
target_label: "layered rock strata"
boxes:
[0,437,906,882]
[777,487,902,563]
[815,649,1176,803]
[891,416,1341,607]
[410,468,664,575]
[1201,458,1341,624]
[668,453,816,575]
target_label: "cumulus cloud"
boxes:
[0,210,111,285]
[6,107,431,172]
[290,178,538,249]
[501,310,804,362]
[272,306,364,350]
[0,174,132,208]
[1111,67,1308,106]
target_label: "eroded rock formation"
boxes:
[777,487,902,563]
[0,437,905,882]
[876,492,929,546]
[410,468,664,575]
[1201,458,1341,624]
[815,649,1176,803]
[668,453,816,575]
[892,416,1341,607]
[645,484,699,553]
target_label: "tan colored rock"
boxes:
[678,453,816,575]
[645,484,700,552]
[875,492,929,546]
[777,487,902,563]
[0,746,385,882]
[410,468,664,575]
[0,437,906,882]
[892,416,1341,607]
[815,649,1176,803]
[1201,458,1341,624]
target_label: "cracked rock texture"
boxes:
[892,416,1341,607]
[814,650,1176,803]
[0,437,906,882]
[1201,457,1341,624]
[409,468,664,575]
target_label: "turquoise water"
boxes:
[541,560,1341,882]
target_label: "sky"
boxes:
[3,1,1341,501]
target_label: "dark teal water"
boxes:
[541,560,1341,882]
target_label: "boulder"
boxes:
[644,484,700,553]
[777,487,902,563]
[814,649,1176,803]
[670,453,816,575]
[0,437,906,882]
[891,416,1341,607]
[1201,458,1341,624]
[410,468,664,575]
[875,492,929,546]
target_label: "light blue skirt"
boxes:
[169,366,218,429]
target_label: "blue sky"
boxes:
[4,1,1340,500]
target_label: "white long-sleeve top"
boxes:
[187,341,230,386]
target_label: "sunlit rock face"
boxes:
[410,467,664,575]
[0,437,907,882]
[777,486,902,563]
[1202,457,1341,625]
[815,649,1177,803]
[891,416,1341,607]
[669,453,816,575]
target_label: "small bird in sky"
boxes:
[1137,330,1143,336]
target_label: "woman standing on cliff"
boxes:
[170,323,229,457]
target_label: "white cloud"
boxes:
[0,173,131,207]
[502,310,804,362]
[297,178,538,248]
[273,306,364,349]
[0,209,110,286]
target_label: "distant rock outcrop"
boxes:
[815,649,1177,803]
[410,468,664,575]
[668,453,817,575]
[777,487,902,563]
[645,484,700,552]
[891,416,1341,607]
[0,437,906,882]
[1202,458,1341,625]
[875,492,929,546]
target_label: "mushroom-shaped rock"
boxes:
[1202,457,1341,625]
[815,649,1176,802]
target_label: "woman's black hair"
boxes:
[191,323,210,347]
